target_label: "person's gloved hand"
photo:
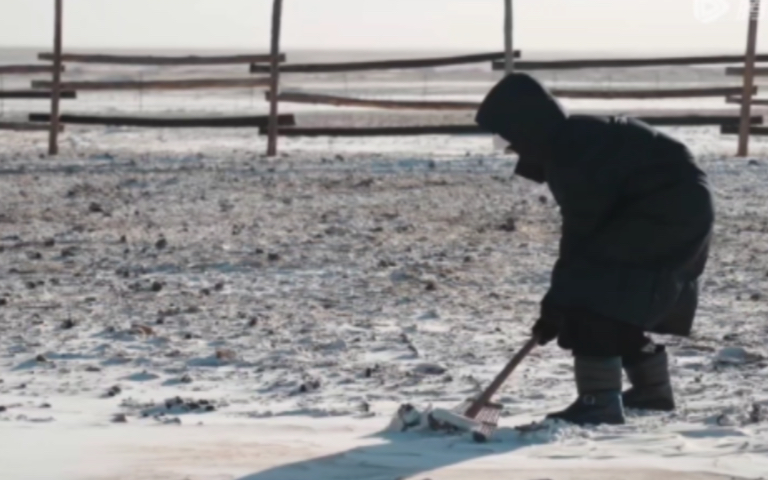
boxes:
[532,300,566,346]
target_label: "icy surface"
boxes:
[0,125,767,479]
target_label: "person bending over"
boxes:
[475,73,714,426]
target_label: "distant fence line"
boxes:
[254,0,765,156]
[4,48,768,147]
[1,49,285,146]
[1,0,766,156]
[257,50,768,145]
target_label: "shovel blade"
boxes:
[427,397,503,441]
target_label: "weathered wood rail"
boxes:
[259,115,763,137]
[32,77,272,91]
[269,87,759,112]
[250,50,522,73]
[267,91,480,110]
[0,90,77,99]
[492,54,768,71]
[0,121,64,132]
[0,64,65,75]
[29,113,296,128]
[38,52,285,65]
[726,96,768,105]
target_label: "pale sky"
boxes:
[1,0,766,53]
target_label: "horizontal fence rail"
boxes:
[721,124,768,135]
[549,86,757,99]
[259,115,763,137]
[725,66,768,76]
[250,50,522,73]
[0,90,77,99]
[0,121,64,132]
[492,54,768,71]
[270,88,759,112]
[726,96,768,105]
[261,125,484,137]
[268,91,480,110]
[38,52,286,65]
[29,113,296,128]
[633,114,764,125]
[32,77,272,91]
[0,64,65,75]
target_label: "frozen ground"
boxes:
[1,125,768,480]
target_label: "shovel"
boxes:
[426,335,539,442]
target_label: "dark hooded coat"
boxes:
[476,74,714,336]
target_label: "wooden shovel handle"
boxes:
[465,335,539,419]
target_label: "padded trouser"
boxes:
[556,308,656,363]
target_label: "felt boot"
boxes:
[622,346,675,412]
[546,356,625,426]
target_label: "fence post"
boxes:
[48,0,63,156]
[266,0,284,157]
[504,0,515,74]
[737,0,761,157]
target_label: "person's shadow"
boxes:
[235,425,547,480]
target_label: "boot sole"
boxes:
[622,389,675,412]
[546,413,626,426]
[623,400,675,412]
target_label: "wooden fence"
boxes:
[3,0,764,156]
[2,0,287,155]
[253,0,765,156]
[3,49,283,153]
[0,62,69,133]
[14,46,767,154]
[255,53,766,140]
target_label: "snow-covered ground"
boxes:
[1,123,768,480]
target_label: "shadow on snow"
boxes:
[235,426,546,480]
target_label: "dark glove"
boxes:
[532,300,566,346]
